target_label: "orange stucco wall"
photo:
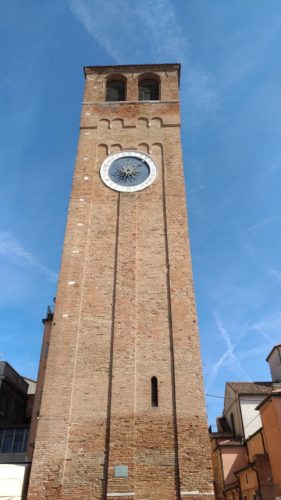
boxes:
[261,396,281,483]
[238,468,258,493]
[247,430,264,462]
[225,489,240,500]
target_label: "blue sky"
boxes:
[1,0,281,427]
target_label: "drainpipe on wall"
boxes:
[235,486,241,500]
[252,464,262,500]
[234,473,243,500]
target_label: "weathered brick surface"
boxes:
[27,64,214,499]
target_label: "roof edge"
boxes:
[266,344,281,362]
[256,391,281,410]
[227,381,272,394]
[234,461,256,475]
[83,63,181,82]
[245,426,263,442]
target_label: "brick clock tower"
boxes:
[28,64,214,500]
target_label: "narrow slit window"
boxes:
[151,377,158,407]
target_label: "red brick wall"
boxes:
[28,65,213,500]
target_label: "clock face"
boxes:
[100,151,157,192]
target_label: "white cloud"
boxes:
[269,267,281,284]
[249,313,281,344]
[247,215,281,234]
[69,0,186,62]
[206,313,251,391]
[0,73,17,92]
[0,231,57,282]
[68,0,218,120]
[236,345,269,362]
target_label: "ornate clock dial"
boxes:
[100,151,157,192]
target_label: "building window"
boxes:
[151,377,158,407]
[106,79,126,101]
[0,427,29,453]
[139,79,159,101]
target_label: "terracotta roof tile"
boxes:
[227,382,272,395]
[219,438,244,447]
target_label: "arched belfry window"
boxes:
[151,377,158,407]
[139,78,160,101]
[106,78,126,101]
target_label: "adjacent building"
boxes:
[0,361,36,500]
[220,381,273,440]
[0,361,29,427]
[210,345,281,499]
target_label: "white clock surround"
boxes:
[100,151,158,193]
